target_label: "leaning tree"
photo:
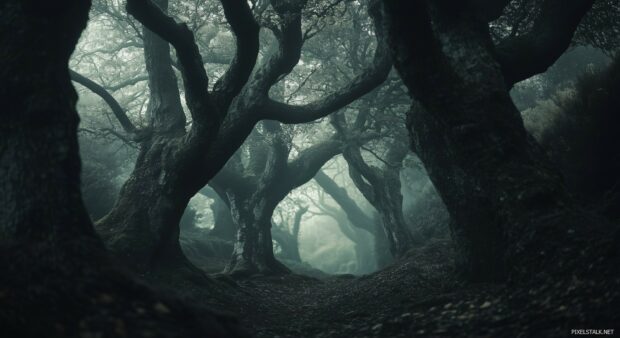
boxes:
[313,169,380,273]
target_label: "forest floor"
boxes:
[166,238,620,337]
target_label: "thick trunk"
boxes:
[225,196,289,276]
[0,2,243,336]
[0,3,95,245]
[383,1,603,281]
[96,137,206,282]
[332,212,377,274]
[95,0,203,280]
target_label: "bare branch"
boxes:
[70,70,138,134]
[212,0,260,110]
[105,75,149,92]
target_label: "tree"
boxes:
[491,0,619,55]
[71,0,390,279]
[380,0,614,281]
[211,120,361,276]
[313,170,381,273]
[330,101,421,261]
[0,1,243,336]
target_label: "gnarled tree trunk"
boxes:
[382,0,602,281]
[95,0,205,280]
[343,142,420,259]
[215,121,345,276]
[225,193,289,276]
[0,2,244,336]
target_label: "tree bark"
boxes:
[215,122,344,276]
[382,0,603,281]
[95,0,207,280]
[225,192,289,276]
[0,1,95,247]
[0,2,244,336]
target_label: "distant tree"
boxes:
[313,170,382,273]
[200,186,238,242]
[210,120,376,276]
[333,113,422,261]
[272,204,309,263]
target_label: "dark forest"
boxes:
[1,0,619,337]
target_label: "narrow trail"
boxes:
[233,240,457,337]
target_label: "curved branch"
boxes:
[496,0,595,85]
[70,70,137,134]
[126,0,215,130]
[286,138,343,188]
[262,1,391,124]
[249,0,305,94]
[213,0,260,110]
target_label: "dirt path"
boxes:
[177,239,619,337]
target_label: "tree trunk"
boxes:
[382,1,604,281]
[94,0,208,281]
[376,167,419,257]
[224,195,290,276]
[0,2,244,336]
[96,138,206,280]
